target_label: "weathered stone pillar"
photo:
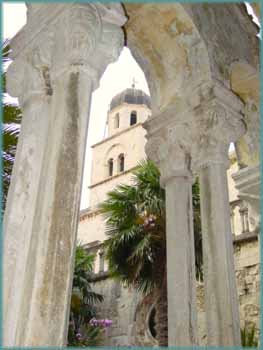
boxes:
[4,31,53,346]
[192,85,245,346]
[3,3,126,346]
[145,117,198,346]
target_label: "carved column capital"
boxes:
[191,84,246,171]
[145,121,192,186]
[8,4,126,104]
[6,30,54,107]
[49,4,125,88]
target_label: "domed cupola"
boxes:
[107,86,151,137]
[110,88,151,111]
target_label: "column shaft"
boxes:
[4,95,51,345]
[199,163,241,346]
[165,176,198,346]
[16,73,93,346]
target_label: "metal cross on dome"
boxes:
[132,77,138,88]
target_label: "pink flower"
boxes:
[89,318,113,328]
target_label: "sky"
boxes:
[3,2,260,209]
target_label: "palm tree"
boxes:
[2,39,22,212]
[68,244,104,346]
[100,160,202,346]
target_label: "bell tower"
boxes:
[107,87,151,137]
[78,87,152,245]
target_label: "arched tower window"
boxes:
[118,153,125,172]
[130,111,137,126]
[114,113,119,128]
[108,158,113,176]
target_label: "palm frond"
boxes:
[2,41,23,213]
[101,159,203,293]
[2,39,11,62]
[127,233,152,263]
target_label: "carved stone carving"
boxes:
[145,84,246,181]
[145,123,192,185]
[7,54,46,106]
[191,90,246,171]
[48,4,124,87]
[7,28,54,105]
[9,3,125,102]
[68,4,101,65]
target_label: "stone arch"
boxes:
[123,3,259,113]
[230,61,260,167]
[122,3,259,179]
[230,61,259,103]
[182,4,259,83]
[124,3,212,112]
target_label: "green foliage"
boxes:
[2,39,22,211]
[241,324,258,348]
[100,160,165,294]
[68,324,104,347]
[68,323,104,347]
[68,245,104,346]
[73,245,103,306]
[100,160,203,295]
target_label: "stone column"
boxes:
[4,33,53,345]
[145,120,198,346]
[3,4,126,346]
[192,85,246,346]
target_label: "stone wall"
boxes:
[235,236,260,337]
[89,234,260,346]
[197,235,260,345]
[91,277,142,346]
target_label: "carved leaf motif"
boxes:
[192,100,246,170]
[146,126,191,184]
[168,124,191,152]
[68,5,101,64]
[6,51,47,103]
[145,137,164,164]
[198,104,245,148]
